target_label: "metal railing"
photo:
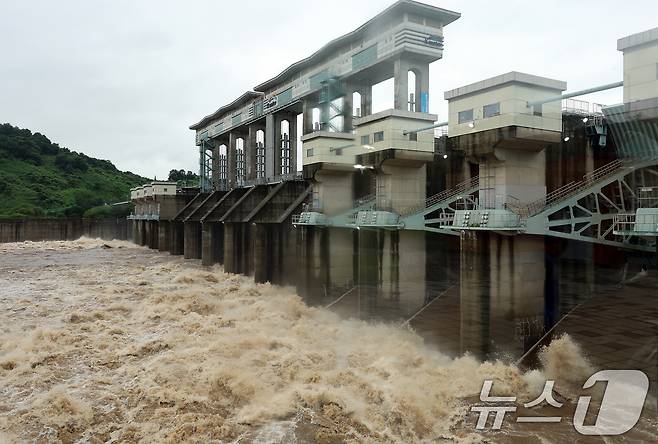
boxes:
[562,98,604,116]
[512,159,625,218]
[399,176,480,216]
[354,194,376,208]
[242,172,304,188]
[613,212,658,235]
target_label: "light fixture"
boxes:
[563,136,570,142]
[582,117,589,123]
[468,122,475,128]
[354,164,364,169]
[443,154,448,159]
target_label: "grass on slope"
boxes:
[0,123,148,219]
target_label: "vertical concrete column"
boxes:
[241,223,253,275]
[144,221,152,248]
[361,84,372,117]
[479,148,546,209]
[459,231,490,359]
[158,221,170,251]
[228,133,238,189]
[170,221,184,256]
[274,115,284,177]
[211,143,221,191]
[199,145,206,189]
[394,57,410,111]
[253,224,268,283]
[288,114,298,174]
[265,114,276,179]
[246,126,258,181]
[343,91,353,132]
[184,222,202,259]
[302,99,315,135]
[201,223,214,266]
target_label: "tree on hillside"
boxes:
[168,169,198,182]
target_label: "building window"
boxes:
[458,109,474,124]
[334,148,343,156]
[533,104,543,117]
[163,188,167,192]
[373,131,384,142]
[307,148,314,157]
[409,132,418,142]
[483,102,500,118]
[361,135,370,145]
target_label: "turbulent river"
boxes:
[0,239,655,443]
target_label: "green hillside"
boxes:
[0,123,148,218]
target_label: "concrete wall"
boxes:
[313,171,354,215]
[479,148,546,207]
[379,163,427,213]
[0,218,128,243]
[619,28,658,103]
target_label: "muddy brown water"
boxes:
[0,239,655,443]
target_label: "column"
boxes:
[302,99,315,135]
[361,84,372,117]
[343,91,353,132]
[265,114,276,179]
[274,115,283,177]
[394,58,410,111]
[211,142,221,191]
[202,223,214,266]
[228,133,239,189]
[288,114,298,174]
[247,126,259,181]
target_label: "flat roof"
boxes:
[190,91,263,130]
[444,71,567,100]
[254,1,460,93]
[617,27,658,51]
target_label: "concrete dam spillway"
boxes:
[128,1,658,363]
[0,0,658,443]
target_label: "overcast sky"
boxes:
[1,0,655,179]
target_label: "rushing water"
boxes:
[0,238,655,443]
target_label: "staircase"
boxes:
[509,159,627,219]
[400,176,480,217]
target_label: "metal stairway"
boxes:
[399,176,480,233]
[519,157,658,251]
[510,159,627,219]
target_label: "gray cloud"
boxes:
[0,0,654,179]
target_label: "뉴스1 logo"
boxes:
[424,34,443,47]
[471,370,649,435]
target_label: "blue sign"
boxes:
[420,92,429,113]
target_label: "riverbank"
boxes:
[0,218,127,244]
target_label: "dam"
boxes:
[127,0,658,371]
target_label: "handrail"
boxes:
[513,159,626,218]
[400,176,480,216]
[354,194,376,208]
